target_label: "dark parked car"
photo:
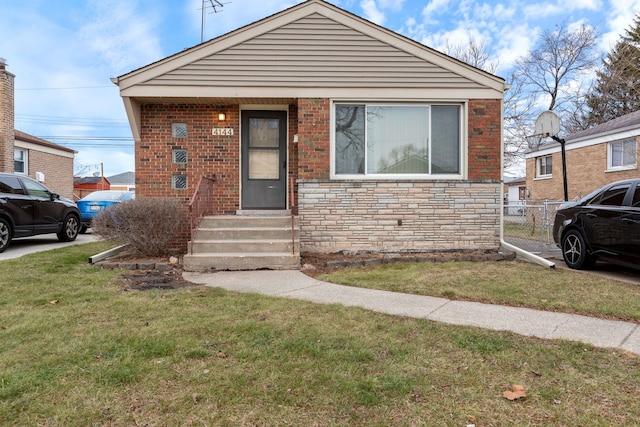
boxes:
[0,172,80,253]
[553,178,640,270]
[76,190,135,233]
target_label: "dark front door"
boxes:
[241,110,287,209]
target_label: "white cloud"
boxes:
[422,0,452,24]
[360,0,386,25]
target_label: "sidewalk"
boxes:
[183,270,640,356]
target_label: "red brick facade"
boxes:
[135,98,502,251]
[468,99,502,180]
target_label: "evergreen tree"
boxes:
[584,15,640,125]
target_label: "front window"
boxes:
[14,149,27,174]
[333,103,461,177]
[608,138,636,170]
[536,155,552,177]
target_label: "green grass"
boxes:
[1,243,639,426]
[318,260,640,322]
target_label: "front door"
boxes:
[241,110,287,209]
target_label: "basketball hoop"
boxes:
[526,133,547,151]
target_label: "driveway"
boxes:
[0,232,99,261]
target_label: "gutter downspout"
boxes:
[500,84,555,269]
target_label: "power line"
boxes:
[15,85,114,91]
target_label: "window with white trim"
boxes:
[14,149,27,174]
[333,103,462,177]
[608,138,636,170]
[536,155,552,177]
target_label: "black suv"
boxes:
[553,178,640,270]
[0,172,80,253]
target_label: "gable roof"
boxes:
[74,176,110,185]
[114,0,506,142]
[114,0,505,97]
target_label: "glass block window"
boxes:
[172,149,187,164]
[172,174,187,190]
[172,123,187,138]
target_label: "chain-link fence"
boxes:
[503,200,564,255]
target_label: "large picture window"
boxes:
[608,138,636,170]
[334,103,461,177]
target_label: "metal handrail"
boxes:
[188,175,216,254]
[289,176,296,255]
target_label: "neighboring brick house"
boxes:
[525,110,640,201]
[0,58,76,199]
[73,176,111,199]
[112,0,506,258]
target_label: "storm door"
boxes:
[241,110,287,209]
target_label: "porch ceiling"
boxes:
[131,96,297,106]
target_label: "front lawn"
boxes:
[1,243,638,426]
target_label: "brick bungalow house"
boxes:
[525,110,640,201]
[112,0,507,270]
[1,59,76,199]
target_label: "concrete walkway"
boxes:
[183,270,640,355]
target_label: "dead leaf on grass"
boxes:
[502,384,527,401]
[50,300,59,305]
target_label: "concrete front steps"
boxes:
[183,213,300,271]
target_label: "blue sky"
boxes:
[1,0,639,176]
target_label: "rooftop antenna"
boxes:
[201,0,228,43]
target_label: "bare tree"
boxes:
[442,37,499,74]
[512,22,599,116]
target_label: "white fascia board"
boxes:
[524,128,640,159]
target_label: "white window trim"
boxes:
[14,148,28,174]
[535,155,552,179]
[330,100,467,180]
[606,138,637,172]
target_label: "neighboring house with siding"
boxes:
[112,0,507,269]
[525,110,640,202]
[0,58,75,199]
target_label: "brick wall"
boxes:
[297,98,330,180]
[526,137,640,201]
[138,98,502,253]
[27,150,75,199]
[0,60,15,172]
[468,99,502,180]
[299,180,501,253]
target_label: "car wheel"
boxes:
[561,229,595,270]
[0,217,11,253]
[57,214,80,242]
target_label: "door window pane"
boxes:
[249,149,279,180]
[250,119,279,148]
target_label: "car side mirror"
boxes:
[51,192,60,200]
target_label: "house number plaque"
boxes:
[212,127,234,136]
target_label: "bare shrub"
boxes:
[91,197,186,257]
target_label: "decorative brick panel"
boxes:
[298,180,501,253]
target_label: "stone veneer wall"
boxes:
[298,180,501,253]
